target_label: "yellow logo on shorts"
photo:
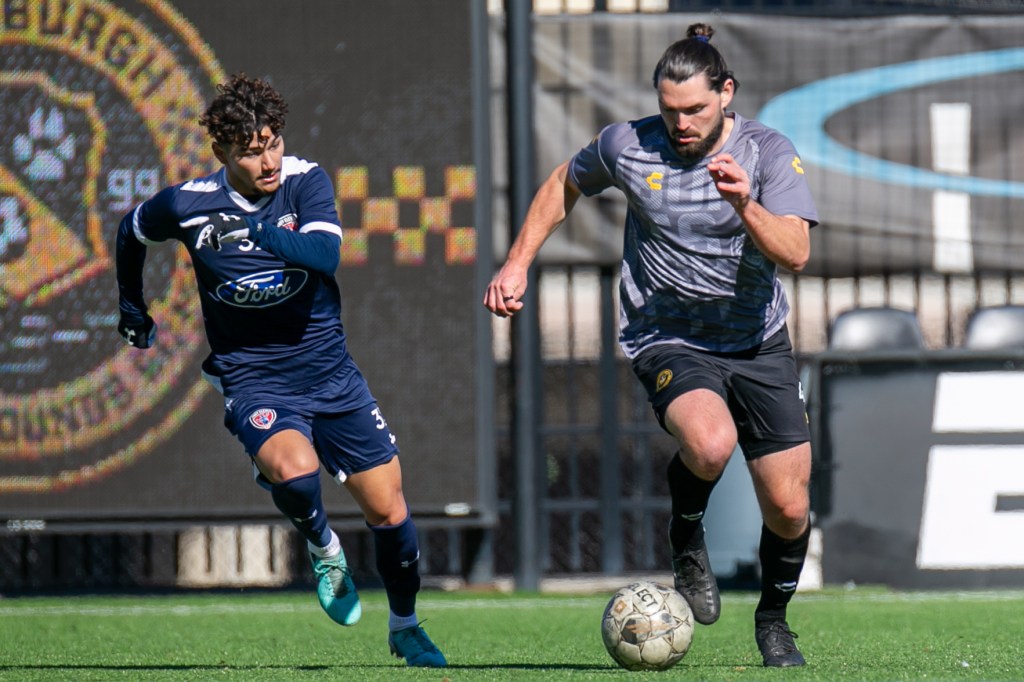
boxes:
[656,369,673,392]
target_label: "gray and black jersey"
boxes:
[568,113,818,357]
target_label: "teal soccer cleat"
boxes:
[309,548,361,626]
[388,623,448,668]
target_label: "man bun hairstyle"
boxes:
[651,23,738,93]
[200,73,289,147]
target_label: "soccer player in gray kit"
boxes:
[485,24,817,668]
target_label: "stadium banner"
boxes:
[0,0,483,529]
[521,13,1024,277]
[809,352,1024,588]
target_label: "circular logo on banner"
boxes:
[0,1,226,494]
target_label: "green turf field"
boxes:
[1,587,1022,680]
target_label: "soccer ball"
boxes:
[601,580,694,671]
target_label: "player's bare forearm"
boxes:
[734,202,809,273]
[484,162,581,317]
[506,162,580,268]
[708,153,809,272]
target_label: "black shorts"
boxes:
[631,326,809,459]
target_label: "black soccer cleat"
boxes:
[671,537,721,625]
[755,618,806,667]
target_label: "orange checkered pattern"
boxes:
[335,165,477,266]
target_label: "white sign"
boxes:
[918,371,1024,569]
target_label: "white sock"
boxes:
[307,529,341,559]
[389,611,418,632]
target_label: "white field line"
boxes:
[792,590,1024,604]
[0,598,601,618]
[2,590,1024,618]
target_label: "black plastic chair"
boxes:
[963,305,1024,350]
[828,306,925,351]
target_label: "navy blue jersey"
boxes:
[126,156,368,406]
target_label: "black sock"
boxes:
[667,456,719,554]
[756,523,810,621]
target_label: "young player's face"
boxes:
[657,74,734,162]
[216,126,285,199]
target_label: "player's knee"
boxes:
[257,459,317,485]
[254,431,318,483]
[685,458,726,481]
[679,431,736,479]
[783,501,810,530]
[360,486,408,526]
[365,505,408,527]
[765,499,809,538]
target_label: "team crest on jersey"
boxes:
[276,213,299,231]
[249,409,277,430]
[656,369,673,392]
[0,1,224,496]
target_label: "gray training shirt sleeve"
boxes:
[568,123,636,197]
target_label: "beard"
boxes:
[671,111,726,164]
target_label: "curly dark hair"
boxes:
[651,23,739,94]
[199,73,288,147]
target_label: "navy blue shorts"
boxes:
[222,373,398,483]
[631,326,809,460]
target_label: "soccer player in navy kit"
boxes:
[115,74,446,668]
[485,24,816,667]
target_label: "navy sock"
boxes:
[667,456,720,553]
[370,514,421,618]
[756,523,810,619]
[270,471,332,549]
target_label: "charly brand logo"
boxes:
[215,269,308,308]
[0,1,226,496]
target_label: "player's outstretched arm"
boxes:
[484,161,581,318]
[114,213,156,349]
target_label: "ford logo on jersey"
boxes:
[215,269,309,308]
